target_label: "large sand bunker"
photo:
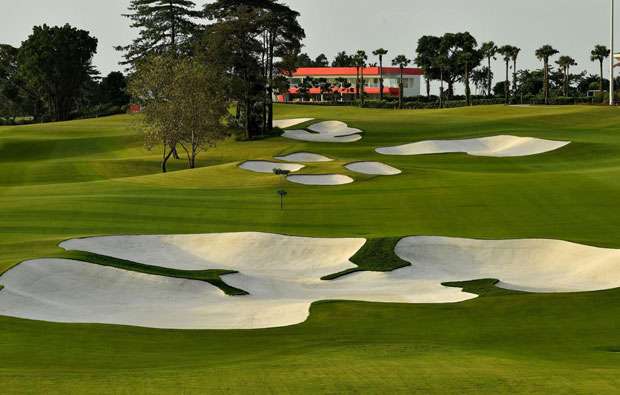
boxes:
[282,121,363,143]
[273,118,314,129]
[274,152,332,162]
[345,161,401,175]
[239,161,304,174]
[376,135,570,157]
[286,174,354,185]
[1,233,619,329]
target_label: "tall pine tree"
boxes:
[116,0,202,67]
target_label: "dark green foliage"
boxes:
[99,71,130,107]
[50,250,248,296]
[17,24,98,121]
[322,238,410,280]
[116,0,202,66]
[442,279,526,297]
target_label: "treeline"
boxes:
[0,25,130,124]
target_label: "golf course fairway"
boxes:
[1,104,619,393]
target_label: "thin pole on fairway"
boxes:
[611,0,615,105]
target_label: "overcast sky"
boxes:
[1,0,617,91]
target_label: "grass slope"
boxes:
[50,250,248,296]
[322,237,410,280]
[1,105,620,392]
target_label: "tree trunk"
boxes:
[439,68,444,109]
[399,67,404,109]
[425,76,430,98]
[355,67,360,100]
[512,58,518,100]
[267,32,274,131]
[487,56,492,96]
[544,60,549,105]
[162,142,174,173]
[360,66,365,107]
[600,60,604,102]
[504,61,509,104]
[379,56,384,101]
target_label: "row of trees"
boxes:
[0,25,130,122]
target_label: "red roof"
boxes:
[291,67,423,76]
[289,87,401,97]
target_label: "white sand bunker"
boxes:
[345,161,401,175]
[273,118,314,129]
[0,233,468,329]
[395,236,620,293]
[2,233,620,329]
[274,152,332,162]
[376,135,570,157]
[238,161,304,174]
[282,121,363,143]
[286,174,354,186]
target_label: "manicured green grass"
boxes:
[322,237,410,280]
[50,250,248,295]
[1,105,620,393]
[442,278,526,297]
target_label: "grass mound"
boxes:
[442,278,526,297]
[50,250,248,296]
[322,237,410,280]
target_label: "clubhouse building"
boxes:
[279,67,424,102]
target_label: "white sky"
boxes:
[0,0,617,92]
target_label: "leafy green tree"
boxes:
[116,0,201,67]
[296,53,314,67]
[0,44,43,120]
[18,24,98,122]
[556,56,577,97]
[372,48,388,100]
[458,51,478,106]
[392,55,411,109]
[590,45,610,99]
[439,32,480,100]
[415,35,442,98]
[332,51,354,67]
[313,54,329,67]
[99,72,130,106]
[497,45,514,103]
[515,69,544,96]
[535,45,559,104]
[471,67,490,95]
[480,41,497,95]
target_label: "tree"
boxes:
[296,52,314,67]
[510,46,521,100]
[116,0,201,67]
[99,71,130,106]
[415,35,442,98]
[535,45,559,104]
[314,54,329,67]
[480,41,497,95]
[438,32,480,100]
[373,48,388,100]
[556,56,577,97]
[332,51,354,67]
[590,45,610,100]
[129,56,230,172]
[0,44,43,120]
[392,55,411,109]
[458,51,478,106]
[497,45,514,104]
[434,55,449,108]
[355,50,368,106]
[17,24,98,122]
[471,67,490,95]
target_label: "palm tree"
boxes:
[373,48,389,101]
[273,169,291,210]
[590,45,610,100]
[480,41,497,95]
[510,47,521,100]
[471,67,490,95]
[392,55,411,109]
[535,45,559,105]
[459,51,476,106]
[556,56,577,97]
[497,45,514,104]
[356,50,368,106]
[433,55,449,109]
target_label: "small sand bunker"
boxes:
[273,118,314,129]
[2,233,620,329]
[286,174,354,186]
[376,135,570,157]
[274,152,332,162]
[345,161,401,175]
[239,161,304,174]
[395,237,620,293]
[282,121,363,143]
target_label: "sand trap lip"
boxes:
[274,152,332,162]
[238,161,304,174]
[282,121,363,143]
[2,233,620,329]
[286,174,354,185]
[344,161,401,175]
[376,135,570,157]
[272,118,314,129]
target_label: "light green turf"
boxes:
[1,105,620,393]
